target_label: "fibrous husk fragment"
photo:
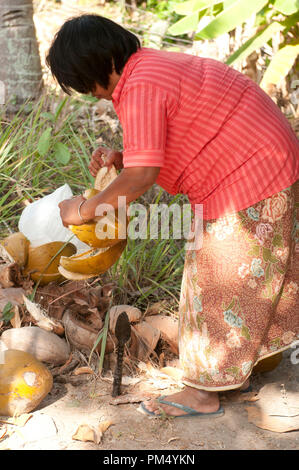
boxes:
[109,304,142,334]
[94,165,118,191]
[132,321,160,361]
[62,309,114,354]
[0,263,23,288]
[145,315,179,354]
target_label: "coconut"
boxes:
[24,241,76,285]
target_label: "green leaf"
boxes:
[280,11,299,30]
[41,112,55,122]
[273,0,299,16]
[195,0,268,39]
[1,301,14,323]
[54,97,68,121]
[226,22,284,66]
[37,127,52,157]
[173,0,221,15]
[168,11,199,35]
[260,44,299,89]
[53,142,71,165]
[272,234,283,247]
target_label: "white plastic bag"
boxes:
[18,184,89,252]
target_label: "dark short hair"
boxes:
[46,14,141,94]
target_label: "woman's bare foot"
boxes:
[142,386,220,417]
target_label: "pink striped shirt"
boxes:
[112,48,299,219]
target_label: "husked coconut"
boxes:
[1,326,70,365]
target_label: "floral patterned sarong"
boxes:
[179,181,299,391]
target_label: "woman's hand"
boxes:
[58,195,91,227]
[89,146,123,176]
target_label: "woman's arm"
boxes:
[59,166,160,227]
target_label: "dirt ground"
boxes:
[1,348,299,452]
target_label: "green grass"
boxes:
[0,92,186,313]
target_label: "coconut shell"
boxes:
[0,349,53,416]
[132,321,160,361]
[109,305,142,335]
[145,315,179,355]
[69,165,129,248]
[0,232,29,267]
[59,239,126,275]
[62,310,114,354]
[69,165,125,249]
[24,241,76,285]
[69,211,126,249]
[1,326,70,365]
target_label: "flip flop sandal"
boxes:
[139,395,224,419]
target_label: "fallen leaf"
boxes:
[23,295,64,335]
[0,287,25,313]
[72,424,98,443]
[98,420,113,434]
[246,406,299,433]
[73,366,94,376]
[72,421,113,444]
[10,305,22,328]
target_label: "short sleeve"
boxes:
[118,83,167,168]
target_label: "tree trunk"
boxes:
[0,0,43,112]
